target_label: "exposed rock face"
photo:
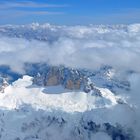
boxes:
[25,64,131,94]
[65,79,81,90]
[46,75,59,86]
[33,66,93,92]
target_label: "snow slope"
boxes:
[0,75,118,112]
[0,75,136,140]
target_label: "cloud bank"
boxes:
[0,23,140,73]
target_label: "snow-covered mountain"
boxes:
[0,23,139,140]
[0,64,137,140]
[0,23,139,42]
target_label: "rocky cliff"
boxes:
[32,66,94,92]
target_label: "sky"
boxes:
[0,0,140,25]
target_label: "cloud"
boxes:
[0,0,67,20]
[0,1,67,9]
[0,11,64,21]
[0,23,140,73]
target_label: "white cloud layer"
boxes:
[0,23,140,73]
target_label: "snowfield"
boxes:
[0,75,118,112]
[0,75,137,140]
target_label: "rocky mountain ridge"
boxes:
[0,64,131,95]
[32,66,94,93]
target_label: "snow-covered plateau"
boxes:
[0,23,139,140]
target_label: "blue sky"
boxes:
[0,0,140,25]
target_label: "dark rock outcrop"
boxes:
[32,66,94,92]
